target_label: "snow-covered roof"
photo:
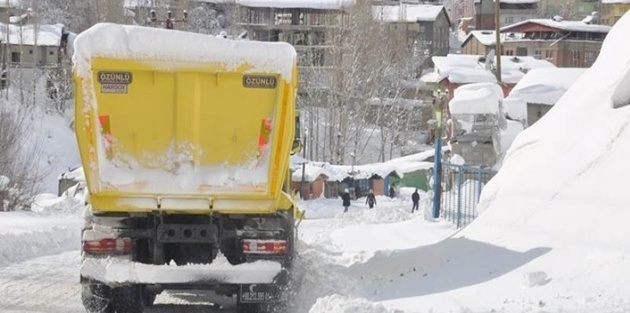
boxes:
[73,23,297,82]
[372,4,445,23]
[506,68,586,105]
[473,0,537,3]
[426,54,555,85]
[0,23,72,46]
[126,0,354,9]
[449,83,502,115]
[502,96,527,121]
[462,30,509,47]
[290,149,439,182]
[501,18,612,33]
[237,0,354,9]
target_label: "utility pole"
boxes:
[494,0,502,82]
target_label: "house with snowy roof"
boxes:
[461,18,610,68]
[420,53,555,99]
[0,23,75,67]
[372,4,452,64]
[504,67,586,126]
[499,17,611,68]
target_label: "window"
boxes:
[584,51,596,66]
[545,50,553,60]
[11,52,20,63]
[49,51,54,55]
[504,16,514,25]
[29,49,33,54]
[572,50,581,67]
[516,47,527,56]
[533,50,541,59]
[505,50,514,56]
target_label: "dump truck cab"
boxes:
[73,23,302,313]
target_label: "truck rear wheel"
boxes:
[82,284,144,313]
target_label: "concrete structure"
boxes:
[475,0,539,30]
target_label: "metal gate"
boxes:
[439,163,496,228]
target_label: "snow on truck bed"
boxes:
[73,23,297,82]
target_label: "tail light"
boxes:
[242,239,287,255]
[82,238,132,255]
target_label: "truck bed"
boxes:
[73,24,298,214]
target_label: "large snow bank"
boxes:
[309,295,402,313]
[0,193,84,267]
[372,11,630,312]
[73,23,297,82]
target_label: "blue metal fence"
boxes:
[439,163,497,228]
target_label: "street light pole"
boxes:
[431,90,445,219]
[494,0,502,82]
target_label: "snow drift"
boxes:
[426,10,630,311]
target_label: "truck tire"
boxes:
[111,286,144,313]
[82,284,144,313]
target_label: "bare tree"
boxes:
[0,103,46,211]
[299,1,427,164]
[559,0,577,20]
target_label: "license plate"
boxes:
[239,284,280,303]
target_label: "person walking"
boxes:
[411,189,420,213]
[365,189,376,209]
[389,185,396,198]
[341,188,351,213]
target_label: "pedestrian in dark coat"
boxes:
[389,185,396,198]
[411,189,420,213]
[365,189,376,209]
[341,188,351,213]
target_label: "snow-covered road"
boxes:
[0,251,83,313]
[0,250,237,313]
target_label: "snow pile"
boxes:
[31,187,86,214]
[0,192,84,267]
[309,295,402,313]
[0,226,80,267]
[342,11,630,312]
[295,195,456,312]
[73,23,297,81]
[506,67,587,106]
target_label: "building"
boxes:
[499,18,611,67]
[474,0,539,30]
[372,4,452,62]
[235,0,352,92]
[600,0,630,26]
[421,53,555,99]
[505,67,586,126]
[450,0,476,23]
[461,30,507,55]
[0,23,74,68]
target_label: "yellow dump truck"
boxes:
[74,23,302,313]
